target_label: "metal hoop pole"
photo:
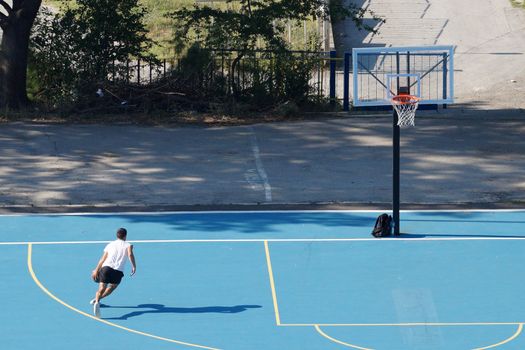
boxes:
[393,52,401,235]
[393,108,400,235]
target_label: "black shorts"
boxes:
[96,266,124,285]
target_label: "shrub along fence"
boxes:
[111,49,346,106]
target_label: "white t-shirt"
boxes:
[102,239,131,272]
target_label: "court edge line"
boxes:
[264,240,281,325]
[472,323,523,350]
[314,325,373,350]
[5,236,525,246]
[26,243,221,350]
[1,208,524,216]
[281,322,525,327]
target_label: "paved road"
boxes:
[1,108,524,212]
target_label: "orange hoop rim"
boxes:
[391,94,421,105]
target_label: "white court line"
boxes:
[249,126,272,202]
[3,236,525,245]
[0,208,523,216]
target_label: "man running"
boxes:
[90,227,136,318]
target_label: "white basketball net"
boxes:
[391,95,420,127]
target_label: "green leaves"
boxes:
[169,0,319,52]
[30,0,155,106]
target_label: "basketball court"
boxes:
[2,1,525,350]
[2,210,525,350]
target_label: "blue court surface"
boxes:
[2,209,525,350]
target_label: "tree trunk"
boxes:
[0,0,42,109]
[230,51,246,98]
[329,0,382,55]
[329,0,354,55]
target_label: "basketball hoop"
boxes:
[391,94,420,127]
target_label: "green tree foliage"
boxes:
[170,0,373,52]
[168,0,377,106]
[30,0,155,107]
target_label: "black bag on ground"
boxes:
[371,213,392,237]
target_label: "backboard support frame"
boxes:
[352,45,454,108]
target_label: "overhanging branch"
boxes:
[0,12,8,30]
[15,0,42,20]
[0,0,12,15]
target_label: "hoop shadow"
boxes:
[103,304,262,320]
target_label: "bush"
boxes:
[30,0,155,109]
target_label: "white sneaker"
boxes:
[93,302,101,318]
[89,298,96,305]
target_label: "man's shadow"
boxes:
[103,304,262,320]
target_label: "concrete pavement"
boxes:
[1,1,523,213]
[1,107,524,212]
[337,0,525,109]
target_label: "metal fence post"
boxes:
[149,61,152,84]
[343,52,350,111]
[137,59,141,84]
[329,50,336,105]
[126,61,130,84]
[443,52,448,109]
